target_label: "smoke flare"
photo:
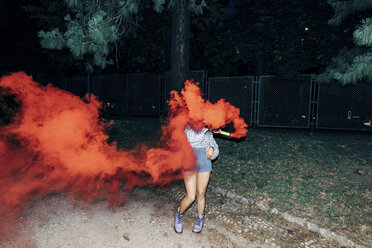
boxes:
[0,72,247,238]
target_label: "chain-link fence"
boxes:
[316,81,372,131]
[207,76,254,126]
[258,75,312,128]
[93,74,124,115]
[32,71,65,89]
[127,72,161,116]
[27,71,371,131]
[188,70,206,94]
[164,71,205,94]
[65,74,90,97]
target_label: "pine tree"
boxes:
[38,0,206,75]
[318,0,372,85]
[38,0,139,72]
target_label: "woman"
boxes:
[174,126,219,234]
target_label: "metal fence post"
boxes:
[204,70,208,100]
[206,75,210,102]
[252,76,259,127]
[87,73,90,94]
[124,73,128,116]
[309,76,318,131]
[160,72,165,116]
[63,72,67,90]
[256,74,264,128]
[158,72,162,116]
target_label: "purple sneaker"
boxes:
[192,214,204,233]
[174,210,184,234]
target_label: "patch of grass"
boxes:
[106,117,162,149]
[211,128,372,236]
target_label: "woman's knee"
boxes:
[186,193,196,202]
[196,191,206,200]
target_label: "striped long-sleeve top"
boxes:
[184,127,219,160]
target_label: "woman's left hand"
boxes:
[206,146,214,159]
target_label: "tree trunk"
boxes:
[170,0,190,92]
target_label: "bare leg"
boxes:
[179,171,197,214]
[196,171,211,215]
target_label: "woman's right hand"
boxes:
[206,146,214,159]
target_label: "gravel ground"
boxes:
[1,182,353,248]
[1,187,266,248]
[158,182,348,248]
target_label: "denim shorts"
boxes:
[192,147,212,172]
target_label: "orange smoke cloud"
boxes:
[169,80,248,138]
[0,72,247,239]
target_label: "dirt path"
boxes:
[2,183,348,248]
[25,191,218,248]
